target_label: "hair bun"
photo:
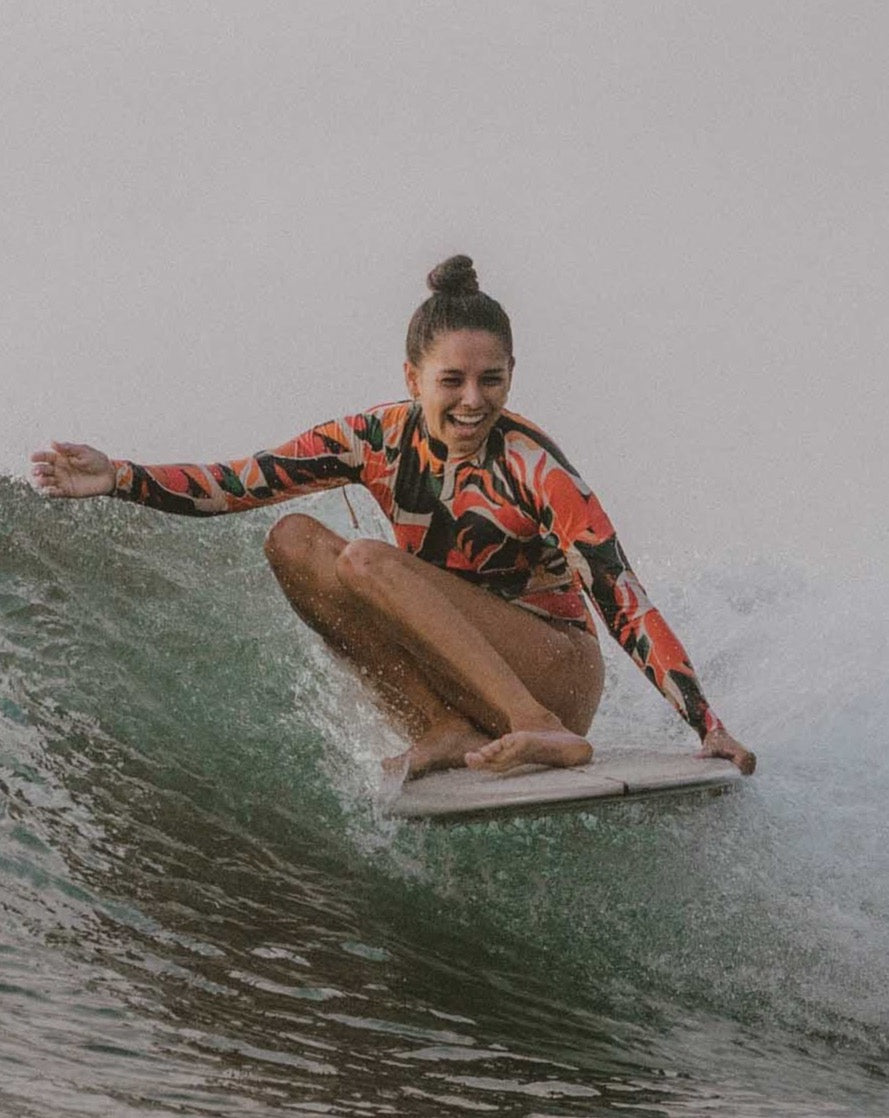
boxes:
[426,255,479,296]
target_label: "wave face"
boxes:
[1,474,888,1116]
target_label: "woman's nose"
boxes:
[460,379,483,408]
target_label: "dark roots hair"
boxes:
[405,255,513,365]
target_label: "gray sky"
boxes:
[4,1,887,572]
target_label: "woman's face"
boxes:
[404,329,514,457]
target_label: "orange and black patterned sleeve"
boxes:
[108,413,385,517]
[532,436,723,741]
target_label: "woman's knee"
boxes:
[264,513,341,572]
[334,538,401,592]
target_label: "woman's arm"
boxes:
[573,529,720,738]
[522,427,755,772]
[31,415,376,516]
[574,529,754,772]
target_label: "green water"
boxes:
[1,476,887,1115]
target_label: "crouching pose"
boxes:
[32,255,755,779]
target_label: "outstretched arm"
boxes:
[31,415,377,517]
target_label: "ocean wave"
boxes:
[2,473,887,1115]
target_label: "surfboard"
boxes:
[383,749,743,823]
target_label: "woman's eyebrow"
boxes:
[437,366,508,375]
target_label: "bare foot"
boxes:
[382,713,491,780]
[465,727,593,774]
[697,727,757,775]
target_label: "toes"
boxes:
[465,741,505,770]
[466,740,520,772]
[464,749,488,770]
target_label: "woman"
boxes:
[31,256,755,779]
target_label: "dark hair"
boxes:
[405,255,513,365]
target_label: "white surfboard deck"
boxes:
[384,749,743,823]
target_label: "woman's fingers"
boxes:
[51,441,90,466]
[30,442,113,498]
[697,728,757,775]
[31,453,59,489]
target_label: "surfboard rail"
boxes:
[383,749,744,823]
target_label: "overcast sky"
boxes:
[4,2,887,573]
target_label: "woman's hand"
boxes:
[31,442,116,499]
[698,726,757,775]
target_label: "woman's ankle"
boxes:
[507,704,565,735]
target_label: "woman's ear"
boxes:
[504,354,515,393]
[404,360,419,399]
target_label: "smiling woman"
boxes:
[30,255,755,779]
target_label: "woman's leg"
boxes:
[264,513,604,775]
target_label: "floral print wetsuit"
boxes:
[111,401,722,740]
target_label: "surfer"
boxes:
[31,255,755,780]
